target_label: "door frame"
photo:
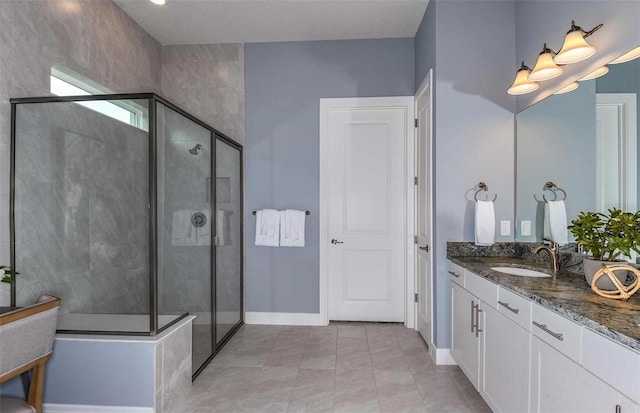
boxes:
[319,96,416,327]
[414,70,435,345]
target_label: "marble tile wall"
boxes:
[161,44,245,145]
[0,0,161,305]
[13,101,150,314]
[156,318,192,412]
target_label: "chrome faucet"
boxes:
[533,237,560,274]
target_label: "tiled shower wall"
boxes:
[0,1,246,308]
[14,102,150,313]
[0,0,161,305]
[161,44,245,146]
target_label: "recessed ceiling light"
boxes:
[578,66,609,81]
[150,0,166,5]
[610,46,640,64]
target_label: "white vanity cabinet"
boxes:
[451,281,481,387]
[531,335,638,413]
[480,303,531,413]
[448,260,640,413]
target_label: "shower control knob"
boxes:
[331,239,344,245]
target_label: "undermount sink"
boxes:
[491,267,552,278]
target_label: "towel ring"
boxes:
[474,182,497,202]
[539,181,567,202]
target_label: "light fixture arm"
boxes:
[569,20,603,39]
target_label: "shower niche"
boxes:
[10,93,243,377]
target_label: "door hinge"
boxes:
[414,118,419,128]
[414,235,418,244]
[414,176,418,185]
[414,293,419,303]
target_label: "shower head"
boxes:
[189,144,202,155]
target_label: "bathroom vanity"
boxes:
[448,243,640,413]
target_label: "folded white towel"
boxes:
[172,210,196,246]
[216,209,233,246]
[255,209,281,247]
[543,200,568,246]
[196,209,211,247]
[474,200,495,246]
[280,209,306,247]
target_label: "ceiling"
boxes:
[113,0,429,45]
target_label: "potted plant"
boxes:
[568,208,640,290]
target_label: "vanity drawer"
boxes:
[466,270,498,309]
[497,287,532,330]
[531,303,582,363]
[582,328,640,403]
[448,262,465,287]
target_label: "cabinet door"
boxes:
[451,282,480,388]
[480,304,530,413]
[531,336,635,413]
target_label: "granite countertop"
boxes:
[447,243,640,353]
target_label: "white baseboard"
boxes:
[44,404,153,413]
[431,347,457,365]
[245,312,327,326]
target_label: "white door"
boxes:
[415,72,432,344]
[451,282,480,388]
[595,93,637,213]
[322,97,411,322]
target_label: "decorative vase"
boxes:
[583,258,629,291]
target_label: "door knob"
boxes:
[331,239,344,244]
[419,245,429,252]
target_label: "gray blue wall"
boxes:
[244,38,415,313]
[430,0,517,348]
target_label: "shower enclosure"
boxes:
[10,93,243,377]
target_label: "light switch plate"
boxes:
[521,220,532,236]
[500,220,511,236]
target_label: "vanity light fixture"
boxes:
[507,62,539,95]
[529,44,564,81]
[554,21,603,65]
[610,46,640,64]
[150,0,166,5]
[578,66,609,81]
[553,82,579,95]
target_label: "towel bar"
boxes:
[252,210,310,215]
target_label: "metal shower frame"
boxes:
[10,93,244,377]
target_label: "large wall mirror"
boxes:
[515,45,640,247]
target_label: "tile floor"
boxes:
[169,323,492,413]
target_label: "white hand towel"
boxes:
[255,209,281,247]
[216,209,233,246]
[172,210,196,246]
[543,200,568,246]
[280,209,306,247]
[474,200,495,246]
[196,209,211,247]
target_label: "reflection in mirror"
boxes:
[516,45,640,254]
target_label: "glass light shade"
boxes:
[529,52,564,81]
[554,31,596,65]
[610,46,640,64]
[553,82,579,95]
[578,66,609,81]
[150,0,166,5]
[507,67,539,95]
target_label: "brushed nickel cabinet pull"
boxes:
[449,270,461,278]
[498,301,520,314]
[470,300,475,333]
[616,404,621,413]
[532,321,564,341]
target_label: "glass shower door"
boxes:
[157,102,213,374]
[215,136,243,344]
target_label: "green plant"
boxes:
[0,265,18,284]
[568,208,640,261]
